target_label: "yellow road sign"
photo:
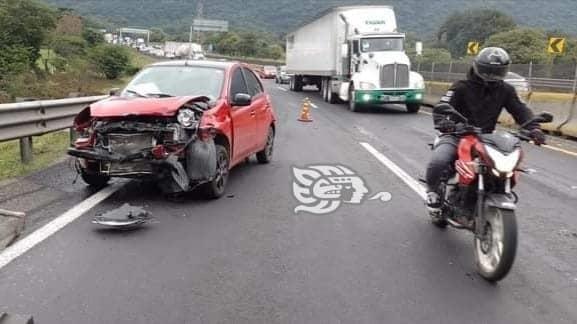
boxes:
[467,42,480,55]
[548,37,566,54]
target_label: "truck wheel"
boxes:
[406,103,421,113]
[289,77,295,91]
[202,145,229,199]
[81,169,110,188]
[348,86,361,112]
[321,78,328,102]
[295,76,303,92]
[327,84,338,104]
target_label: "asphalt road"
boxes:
[1,80,576,323]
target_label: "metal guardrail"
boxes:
[0,96,107,143]
[0,95,108,163]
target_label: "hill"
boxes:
[44,0,577,37]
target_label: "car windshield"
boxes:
[361,37,404,52]
[122,66,224,100]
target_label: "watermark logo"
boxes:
[292,164,392,214]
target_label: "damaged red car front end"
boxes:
[69,96,221,194]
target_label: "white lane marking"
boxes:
[276,87,288,92]
[0,182,125,270]
[360,142,427,200]
[542,144,577,158]
[419,110,432,116]
[310,103,319,109]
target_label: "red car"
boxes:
[262,66,277,79]
[68,60,277,198]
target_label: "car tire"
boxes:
[202,145,229,199]
[256,126,275,164]
[406,103,421,113]
[81,169,110,188]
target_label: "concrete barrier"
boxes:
[424,82,575,134]
[559,96,577,137]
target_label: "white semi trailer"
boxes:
[286,6,425,113]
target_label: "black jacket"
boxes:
[434,68,537,132]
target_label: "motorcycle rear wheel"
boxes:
[474,207,517,282]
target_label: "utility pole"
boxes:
[195,0,204,44]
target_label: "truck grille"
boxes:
[379,64,409,88]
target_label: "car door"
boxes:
[229,67,257,163]
[242,67,271,151]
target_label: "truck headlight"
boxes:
[359,82,377,90]
[177,109,196,127]
[411,79,425,89]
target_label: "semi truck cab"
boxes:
[345,33,424,112]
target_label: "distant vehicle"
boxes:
[275,66,291,84]
[286,6,425,113]
[504,72,531,96]
[262,66,277,79]
[68,60,277,198]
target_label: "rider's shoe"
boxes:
[426,191,442,220]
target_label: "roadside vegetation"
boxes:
[0,1,153,104]
[410,8,577,65]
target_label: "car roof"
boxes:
[149,60,240,70]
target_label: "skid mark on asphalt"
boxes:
[360,142,427,200]
[0,182,125,270]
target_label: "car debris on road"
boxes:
[92,203,151,228]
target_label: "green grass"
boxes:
[0,131,70,181]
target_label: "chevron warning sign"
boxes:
[548,37,566,54]
[467,42,480,55]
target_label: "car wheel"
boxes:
[256,126,275,164]
[406,103,421,113]
[81,168,110,188]
[202,145,229,199]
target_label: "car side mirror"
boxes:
[232,93,252,106]
[109,88,120,96]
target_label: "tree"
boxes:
[149,28,167,43]
[438,9,516,58]
[484,28,549,64]
[52,36,88,58]
[0,0,56,66]
[89,45,131,79]
[82,29,105,46]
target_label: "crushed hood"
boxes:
[90,96,210,117]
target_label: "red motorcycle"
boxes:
[430,104,552,282]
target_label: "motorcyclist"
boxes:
[426,47,545,215]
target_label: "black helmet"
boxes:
[473,47,511,82]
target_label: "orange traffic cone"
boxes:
[298,98,313,122]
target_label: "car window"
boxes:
[123,66,224,100]
[242,68,264,97]
[230,67,249,99]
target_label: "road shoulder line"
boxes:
[0,183,124,270]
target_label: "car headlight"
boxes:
[177,109,196,127]
[359,82,377,90]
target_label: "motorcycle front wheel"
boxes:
[474,207,518,282]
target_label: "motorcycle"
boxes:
[429,104,553,282]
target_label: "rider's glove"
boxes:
[529,128,546,146]
[435,119,456,133]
